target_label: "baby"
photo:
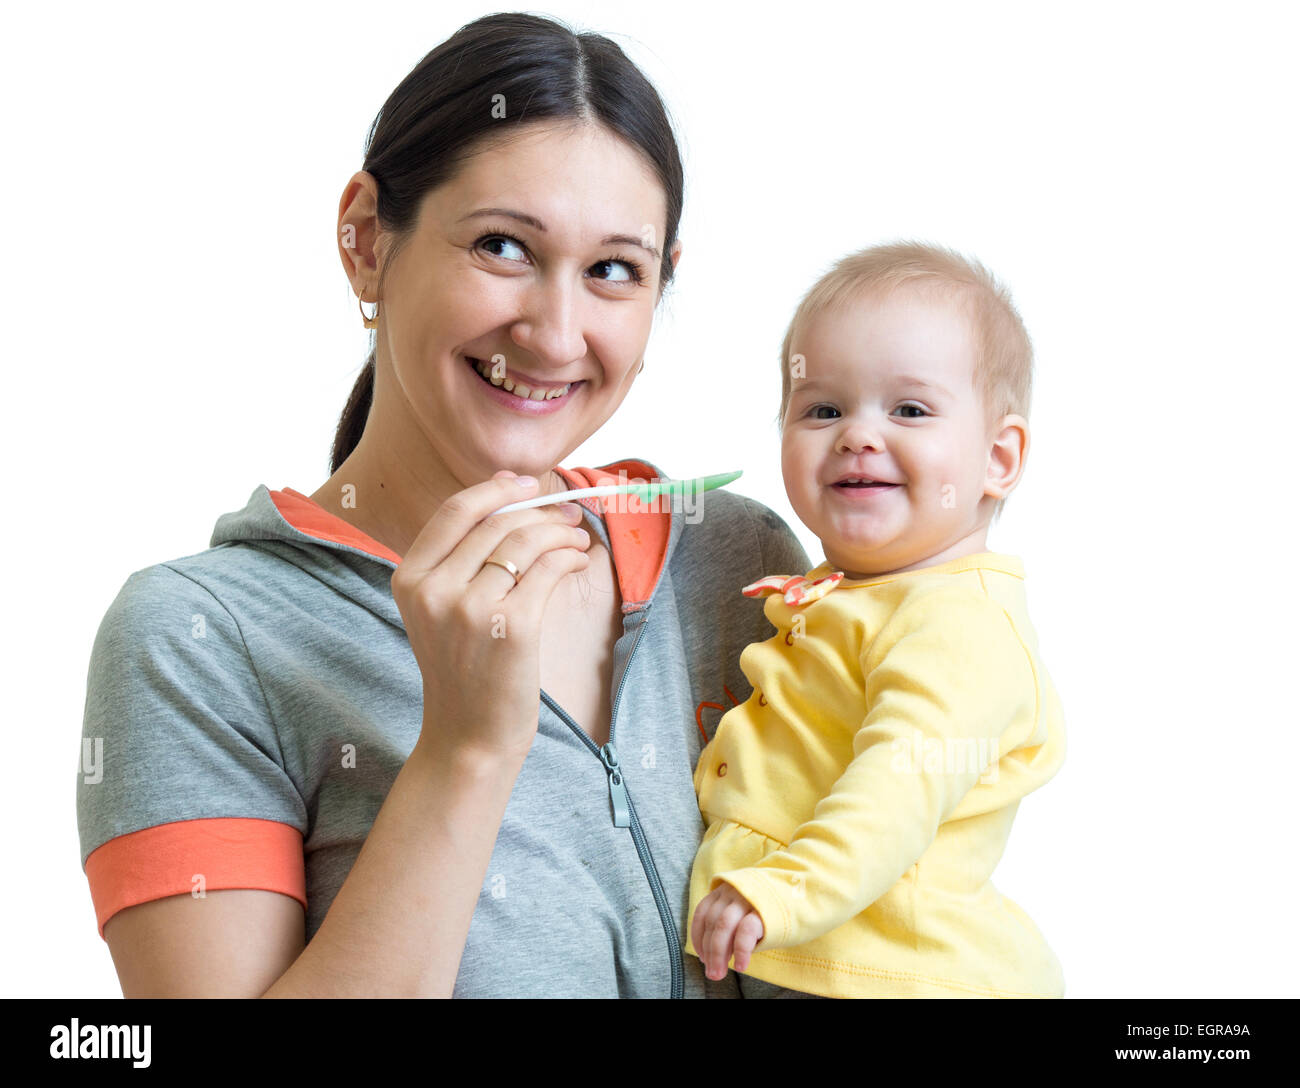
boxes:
[685,241,1066,998]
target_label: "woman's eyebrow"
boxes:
[603,232,662,260]
[458,207,661,259]
[459,206,546,231]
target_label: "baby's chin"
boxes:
[822,546,919,581]
[820,530,942,580]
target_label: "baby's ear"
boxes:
[985,414,1029,498]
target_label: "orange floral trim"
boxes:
[742,572,844,607]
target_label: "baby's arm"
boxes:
[708,588,1038,951]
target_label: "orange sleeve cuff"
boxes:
[83,817,307,941]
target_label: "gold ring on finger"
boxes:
[482,556,522,585]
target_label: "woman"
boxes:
[77,12,810,998]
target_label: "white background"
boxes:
[4,0,1297,997]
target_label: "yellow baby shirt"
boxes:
[686,551,1066,998]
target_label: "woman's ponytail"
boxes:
[329,350,375,474]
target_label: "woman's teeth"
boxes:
[473,358,572,401]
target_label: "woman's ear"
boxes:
[657,240,683,303]
[337,171,384,301]
[985,414,1029,499]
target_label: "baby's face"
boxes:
[781,287,1003,578]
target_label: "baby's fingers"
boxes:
[691,888,725,968]
[689,903,708,968]
[731,912,764,973]
[695,906,725,980]
[705,904,751,981]
[704,917,737,981]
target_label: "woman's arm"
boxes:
[104,734,523,997]
[105,890,304,999]
[99,473,590,998]
[263,734,527,998]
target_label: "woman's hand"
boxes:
[691,883,765,980]
[391,470,592,760]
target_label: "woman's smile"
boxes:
[464,354,586,416]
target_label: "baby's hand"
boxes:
[690,883,765,981]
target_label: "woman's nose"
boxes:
[510,275,588,369]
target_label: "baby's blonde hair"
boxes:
[777,240,1034,521]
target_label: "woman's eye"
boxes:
[478,233,528,263]
[475,234,645,287]
[590,258,645,286]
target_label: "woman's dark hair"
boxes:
[329,12,686,474]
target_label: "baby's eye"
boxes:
[809,405,840,420]
[477,233,529,263]
[894,404,928,418]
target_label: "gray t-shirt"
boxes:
[77,458,813,998]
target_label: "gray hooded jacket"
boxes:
[77,458,813,997]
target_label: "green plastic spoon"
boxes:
[491,470,744,515]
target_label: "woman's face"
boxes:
[350,121,677,487]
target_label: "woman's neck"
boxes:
[309,437,568,559]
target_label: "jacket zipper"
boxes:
[313,512,687,995]
[539,604,685,1000]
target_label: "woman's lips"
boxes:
[466,356,582,415]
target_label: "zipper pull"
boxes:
[599,743,631,828]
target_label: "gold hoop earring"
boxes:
[358,293,379,330]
